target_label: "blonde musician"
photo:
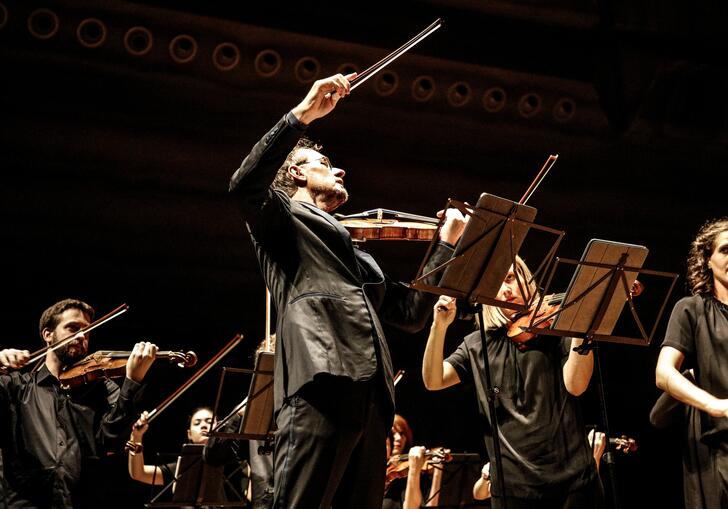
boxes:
[422,257,603,508]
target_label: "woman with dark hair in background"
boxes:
[127,406,215,486]
[656,217,728,507]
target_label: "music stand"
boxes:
[519,238,679,347]
[423,453,482,508]
[514,238,678,509]
[411,193,564,508]
[210,351,275,442]
[412,193,564,313]
[145,444,247,508]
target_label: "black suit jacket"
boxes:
[230,114,452,415]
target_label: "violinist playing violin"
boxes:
[383,414,443,509]
[228,73,466,509]
[422,257,604,509]
[127,406,215,486]
[0,298,158,509]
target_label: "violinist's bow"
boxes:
[349,19,443,92]
[143,333,243,425]
[519,154,558,205]
[0,303,129,374]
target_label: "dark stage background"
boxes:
[1,1,726,507]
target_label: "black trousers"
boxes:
[272,377,388,509]
[491,473,604,509]
[713,440,728,508]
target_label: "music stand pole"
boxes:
[575,252,632,509]
[593,344,620,509]
[476,305,507,508]
[561,250,635,509]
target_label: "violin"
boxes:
[335,209,439,242]
[384,448,451,491]
[611,435,638,454]
[59,349,197,389]
[506,294,563,346]
[507,280,644,348]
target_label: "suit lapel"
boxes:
[298,201,362,282]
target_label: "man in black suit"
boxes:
[229,73,465,509]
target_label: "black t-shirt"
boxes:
[445,328,596,499]
[661,294,728,442]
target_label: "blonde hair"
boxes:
[480,255,539,330]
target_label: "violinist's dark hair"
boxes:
[272,136,322,197]
[38,299,95,338]
[687,217,728,295]
[187,406,213,430]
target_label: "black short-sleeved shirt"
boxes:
[661,294,728,443]
[445,328,596,499]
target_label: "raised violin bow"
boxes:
[332,19,443,97]
[144,333,243,424]
[351,18,443,90]
[519,154,558,205]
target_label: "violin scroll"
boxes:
[611,435,638,454]
[167,350,198,369]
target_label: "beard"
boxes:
[320,185,349,212]
[52,334,87,367]
[310,180,348,212]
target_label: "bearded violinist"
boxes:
[228,73,465,509]
[0,298,157,509]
